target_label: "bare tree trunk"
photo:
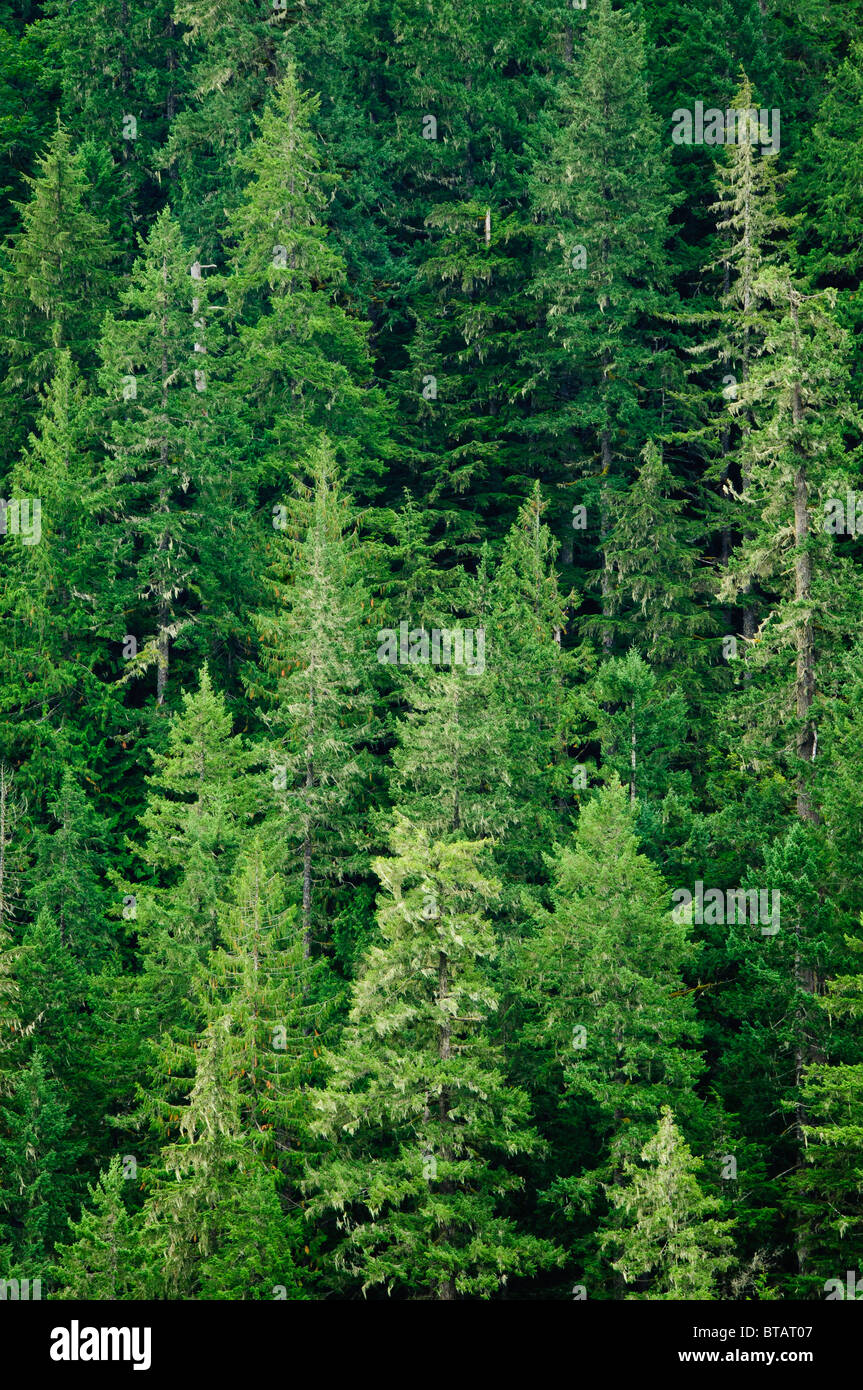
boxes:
[156,600,170,705]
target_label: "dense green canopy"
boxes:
[0,0,861,1302]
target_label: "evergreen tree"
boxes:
[0,760,25,940]
[289,0,406,323]
[26,768,114,973]
[247,440,375,959]
[710,75,860,824]
[15,909,91,1099]
[0,353,115,787]
[527,0,680,612]
[704,820,842,1285]
[793,940,863,1294]
[601,1106,736,1301]
[98,207,217,706]
[53,1155,143,1300]
[121,666,258,1158]
[795,42,863,379]
[382,0,543,549]
[388,648,509,847]
[519,779,704,1279]
[0,1049,82,1279]
[818,639,863,926]
[141,843,313,1313]
[41,0,185,256]
[487,485,574,890]
[388,490,573,923]
[0,763,24,1084]
[0,125,115,462]
[585,650,693,868]
[142,1011,299,1299]
[221,64,388,497]
[131,664,257,1027]
[17,773,117,1159]
[307,817,560,1298]
[0,2,56,246]
[704,74,791,642]
[159,0,288,258]
[604,441,713,671]
[143,837,328,1299]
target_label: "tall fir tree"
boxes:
[306,816,560,1298]
[527,0,681,625]
[98,206,222,706]
[0,1048,82,1282]
[600,1106,736,1301]
[793,939,863,1295]
[0,124,115,465]
[518,780,704,1293]
[604,440,714,672]
[0,352,118,789]
[53,1155,143,1300]
[40,0,186,257]
[159,0,288,258]
[118,666,259,1159]
[246,440,376,961]
[221,64,388,500]
[382,0,544,550]
[140,840,316,1300]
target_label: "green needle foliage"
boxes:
[601,1106,736,1301]
[306,817,561,1298]
[0,0,860,1305]
[0,124,116,464]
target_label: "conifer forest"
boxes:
[2,0,863,1310]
